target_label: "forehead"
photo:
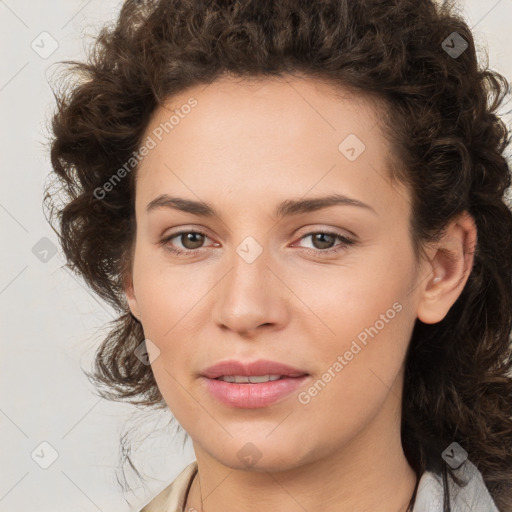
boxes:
[144,74,383,146]
[134,74,405,220]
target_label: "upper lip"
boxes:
[201,359,309,379]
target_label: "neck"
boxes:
[185,378,417,512]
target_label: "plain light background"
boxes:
[1,1,511,511]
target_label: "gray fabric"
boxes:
[412,459,499,511]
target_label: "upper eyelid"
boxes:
[162,224,356,240]
[294,226,356,241]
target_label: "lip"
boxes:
[200,359,308,379]
[201,375,310,408]
[200,359,310,409]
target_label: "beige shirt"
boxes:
[139,461,197,512]
[138,459,499,512]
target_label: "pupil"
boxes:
[183,232,204,249]
[314,233,334,249]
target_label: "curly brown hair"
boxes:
[45,0,512,509]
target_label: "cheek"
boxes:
[292,298,414,450]
[292,250,416,408]
[132,245,208,337]
[302,284,411,394]
[150,360,194,416]
[294,248,414,352]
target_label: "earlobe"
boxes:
[416,212,477,324]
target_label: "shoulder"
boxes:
[138,460,198,512]
[413,458,500,512]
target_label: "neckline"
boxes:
[182,463,420,512]
[182,464,199,512]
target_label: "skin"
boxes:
[125,74,477,512]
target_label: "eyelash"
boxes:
[158,229,356,257]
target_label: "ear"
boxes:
[123,270,141,322]
[416,211,477,324]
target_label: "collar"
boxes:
[412,459,499,511]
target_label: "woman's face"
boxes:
[126,75,431,471]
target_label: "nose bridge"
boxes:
[211,237,287,334]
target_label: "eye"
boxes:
[293,230,356,257]
[159,229,216,255]
[158,228,356,257]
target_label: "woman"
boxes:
[45,0,512,510]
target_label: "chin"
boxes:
[204,438,313,473]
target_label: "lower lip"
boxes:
[202,376,309,408]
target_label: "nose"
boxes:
[211,247,290,337]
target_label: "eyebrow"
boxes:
[146,193,377,218]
